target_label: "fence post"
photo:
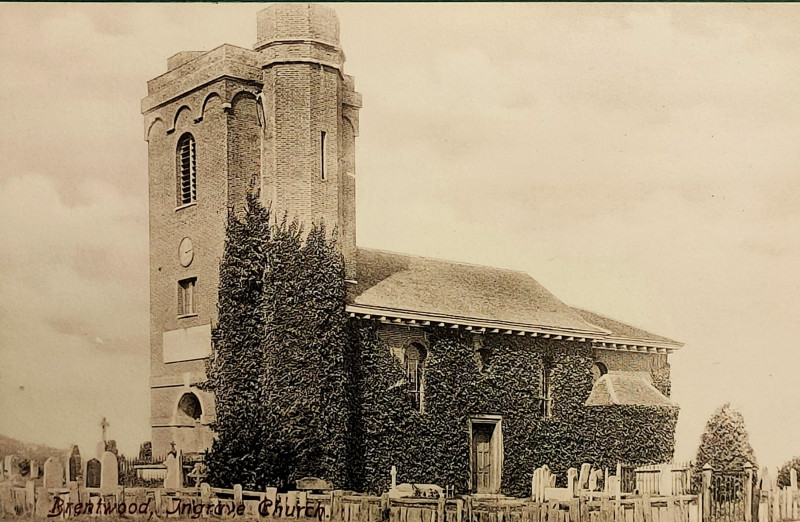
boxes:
[745,463,753,522]
[702,464,712,522]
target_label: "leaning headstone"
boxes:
[163,453,182,489]
[86,459,101,488]
[43,457,64,489]
[67,445,81,482]
[99,451,118,493]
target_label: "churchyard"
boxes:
[1,443,799,522]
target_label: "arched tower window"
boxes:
[176,133,196,206]
[176,392,202,424]
[405,342,427,413]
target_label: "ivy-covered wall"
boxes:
[354,323,679,497]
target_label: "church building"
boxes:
[142,4,682,494]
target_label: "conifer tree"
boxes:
[694,403,758,473]
[203,195,272,488]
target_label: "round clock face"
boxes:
[179,237,194,267]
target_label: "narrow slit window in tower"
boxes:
[320,131,327,181]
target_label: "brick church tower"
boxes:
[142,4,361,456]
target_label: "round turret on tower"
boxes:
[255,3,340,51]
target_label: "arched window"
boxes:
[592,362,608,382]
[177,133,196,206]
[405,342,427,412]
[176,392,202,424]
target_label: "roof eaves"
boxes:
[346,304,609,339]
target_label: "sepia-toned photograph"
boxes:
[1,2,799,520]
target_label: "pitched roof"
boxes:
[572,308,682,347]
[585,374,676,407]
[349,248,606,336]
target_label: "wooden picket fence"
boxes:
[0,463,797,522]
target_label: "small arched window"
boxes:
[176,392,202,424]
[405,342,427,412]
[592,362,608,382]
[177,133,196,206]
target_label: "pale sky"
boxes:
[1,3,800,472]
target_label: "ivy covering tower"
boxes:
[203,195,272,488]
[205,195,352,489]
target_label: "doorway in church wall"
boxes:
[469,415,503,494]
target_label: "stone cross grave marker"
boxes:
[86,459,101,488]
[43,457,64,489]
[164,452,183,489]
[99,451,118,493]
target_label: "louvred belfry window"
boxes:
[177,133,196,206]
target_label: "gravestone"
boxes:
[164,453,182,489]
[578,463,591,490]
[86,459,101,488]
[588,468,599,491]
[3,456,11,479]
[4,456,20,481]
[68,445,81,482]
[99,451,118,492]
[760,467,774,491]
[296,477,333,492]
[29,461,39,479]
[43,457,64,489]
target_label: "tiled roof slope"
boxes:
[573,308,681,346]
[585,374,676,407]
[350,248,606,335]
